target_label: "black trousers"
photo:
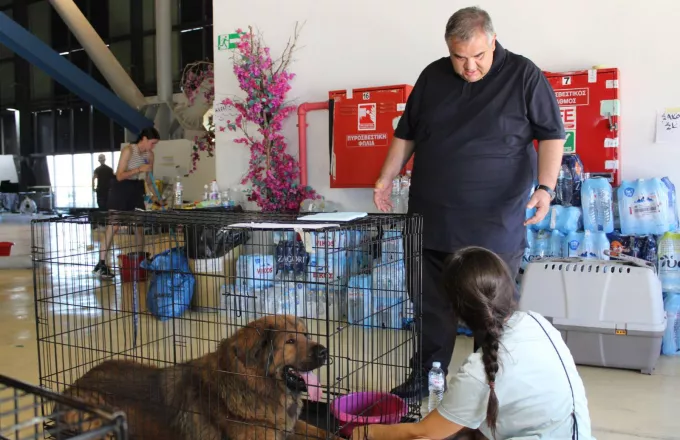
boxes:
[410,247,524,375]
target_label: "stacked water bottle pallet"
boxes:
[225,219,417,331]
[522,154,678,271]
[521,153,680,357]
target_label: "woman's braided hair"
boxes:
[443,246,517,439]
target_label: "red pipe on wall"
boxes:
[297,101,329,187]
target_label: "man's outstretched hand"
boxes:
[373,179,392,212]
[524,188,551,226]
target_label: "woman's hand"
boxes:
[138,164,153,173]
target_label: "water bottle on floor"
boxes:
[428,362,446,413]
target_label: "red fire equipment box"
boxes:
[541,68,621,185]
[329,84,413,188]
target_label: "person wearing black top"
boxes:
[93,154,114,211]
[373,6,565,400]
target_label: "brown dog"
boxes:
[59,315,338,439]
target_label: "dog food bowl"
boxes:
[331,391,408,437]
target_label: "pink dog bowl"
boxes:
[331,391,408,437]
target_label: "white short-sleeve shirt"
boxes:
[437,311,594,439]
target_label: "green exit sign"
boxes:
[564,130,576,154]
[217,33,242,51]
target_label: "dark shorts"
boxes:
[96,191,109,211]
[108,180,146,212]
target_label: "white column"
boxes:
[155,0,173,139]
[48,0,147,110]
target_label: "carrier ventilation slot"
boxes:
[542,262,632,274]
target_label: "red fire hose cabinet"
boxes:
[329,84,413,188]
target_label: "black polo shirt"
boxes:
[395,42,564,254]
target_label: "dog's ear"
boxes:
[295,317,308,334]
[252,324,276,361]
[228,323,276,369]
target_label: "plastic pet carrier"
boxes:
[519,257,666,374]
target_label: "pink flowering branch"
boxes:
[181,61,216,174]
[222,24,319,212]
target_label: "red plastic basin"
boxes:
[117,252,149,283]
[0,242,14,257]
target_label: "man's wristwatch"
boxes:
[535,184,556,201]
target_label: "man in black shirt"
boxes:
[93,154,114,211]
[374,7,565,399]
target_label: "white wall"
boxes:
[213,0,680,212]
[125,139,216,202]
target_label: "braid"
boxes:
[441,246,518,440]
[481,314,503,439]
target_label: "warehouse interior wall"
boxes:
[213,0,680,212]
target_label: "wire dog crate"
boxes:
[32,210,423,439]
[0,374,127,440]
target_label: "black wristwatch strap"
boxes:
[535,184,556,201]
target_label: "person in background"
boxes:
[352,247,594,440]
[373,6,565,398]
[92,154,114,211]
[93,127,161,279]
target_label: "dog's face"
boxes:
[226,315,328,394]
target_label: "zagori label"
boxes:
[554,88,589,106]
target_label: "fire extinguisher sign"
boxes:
[358,103,377,131]
[561,106,577,154]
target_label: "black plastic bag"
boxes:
[185,227,249,259]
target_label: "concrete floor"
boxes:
[0,220,679,439]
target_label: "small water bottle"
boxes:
[174,181,183,208]
[209,180,220,201]
[400,171,411,212]
[390,177,403,213]
[557,164,573,206]
[428,361,446,413]
[203,184,209,201]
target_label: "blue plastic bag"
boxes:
[142,248,195,321]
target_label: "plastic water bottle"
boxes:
[400,171,411,212]
[662,293,680,355]
[565,231,584,258]
[428,362,446,413]
[347,275,372,326]
[390,178,403,213]
[619,179,669,235]
[173,180,183,208]
[557,163,574,206]
[549,231,565,258]
[209,180,220,201]
[582,178,614,233]
[658,232,680,293]
[662,177,679,231]
[595,232,610,260]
